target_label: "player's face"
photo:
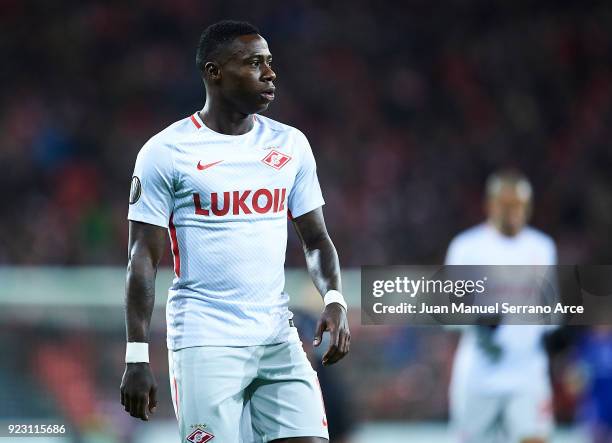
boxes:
[218,34,276,114]
[487,187,531,236]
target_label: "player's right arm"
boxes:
[120,221,167,420]
[120,137,175,421]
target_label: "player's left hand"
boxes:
[314,303,350,366]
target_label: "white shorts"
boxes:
[168,330,329,442]
[450,383,554,443]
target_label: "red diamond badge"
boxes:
[186,427,214,443]
[262,150,291,170]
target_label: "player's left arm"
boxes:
[292,207,350,366]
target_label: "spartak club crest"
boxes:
[186,426,214,443]
[262,150,291,170]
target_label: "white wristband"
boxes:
[324,290,347,311]
[125,342,149,363]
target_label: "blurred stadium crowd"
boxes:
[2,1,612,442]
[1,0,611,266]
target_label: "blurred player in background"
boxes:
[445,170,557,443]
[120,20,350,443]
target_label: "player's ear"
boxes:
[204,62,221,82]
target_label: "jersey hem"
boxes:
[263,429,329,442]
[167,328,299,350]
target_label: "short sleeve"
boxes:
[127,138,175,228]
[287,130,325,218]
[445,237,465,265]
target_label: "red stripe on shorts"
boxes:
[173,375,179,417]
[315,377,328,427]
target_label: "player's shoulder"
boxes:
[138,115,195,156]
[255,114,294,133]
[445,224,489,264]
[522,226,556,249]
[255,114,309,141]
[150,115,196,143]
[450,223,491,246]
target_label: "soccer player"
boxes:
[445,170,557,443]
[119,21,350,443]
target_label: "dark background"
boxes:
[2,0,611,266]
[1,1,611,441]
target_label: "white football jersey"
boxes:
[128,112,325,349]
[445,223,557,393]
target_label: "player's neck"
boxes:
[487,220,521,238]
[199,102,254,136]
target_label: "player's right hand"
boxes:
[120,363,158,421]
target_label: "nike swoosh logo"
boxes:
[197,160,223,171]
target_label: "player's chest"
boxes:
[472,240,548,265]
[174,144,297,194]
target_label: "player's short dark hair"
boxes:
[196,20,260,72]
